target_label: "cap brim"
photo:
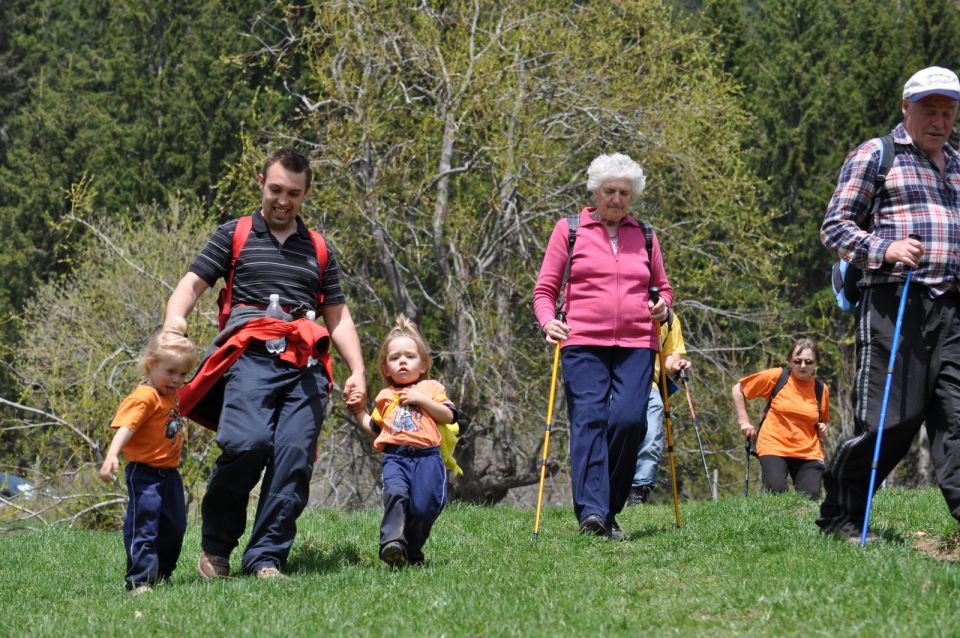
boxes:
[910,89,960,102]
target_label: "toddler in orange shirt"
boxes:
[349,315,458,567]
[99,318,198,593]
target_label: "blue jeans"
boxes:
[561,345,654,525]
[633,385,663,489]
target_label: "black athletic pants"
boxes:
[758,456,823,499]
[818,284,960,532]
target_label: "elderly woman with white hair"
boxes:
[533,152,672,540]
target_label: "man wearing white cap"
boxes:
[818,66,960,542]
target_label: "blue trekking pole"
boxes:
[860,234,919,546]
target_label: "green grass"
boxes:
[1,488,958,637]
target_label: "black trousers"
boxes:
[758,455,823,499]
[818,284,960,532]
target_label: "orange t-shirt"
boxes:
[739,368,829,461]
[371,380,454,452]
[110,385,184,468]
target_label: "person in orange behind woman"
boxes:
[733,338,829,499]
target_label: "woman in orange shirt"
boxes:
[732,338,829,499]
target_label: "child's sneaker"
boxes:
[380,541,407,567]
[129,584,153,596]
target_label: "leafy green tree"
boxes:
[0,0,283,361]
[225,0,784,502]
[1,199,220,527]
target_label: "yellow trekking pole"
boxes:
[533,338,562,541]
[650,287,681,528]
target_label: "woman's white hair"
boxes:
[586,152,646,196]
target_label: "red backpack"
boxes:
[215,215,329,331]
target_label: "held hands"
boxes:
[648,297,668,323]
[98,456,119,483]
[542,319,570,345]
[346,388,366,416]
[739,422,756,441]
[342,371,367,413]
[884,237,923,269]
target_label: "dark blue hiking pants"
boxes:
[561,345,654,526]
[379,445,447,564]
[123,462,186,589]
[200,348,328,574]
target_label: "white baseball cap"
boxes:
[902,66,960,102]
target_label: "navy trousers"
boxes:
[123,463,186,589]
[201,349,328,574]
[379,446,447,563]
[561,345,654,525]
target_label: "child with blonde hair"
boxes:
[350,315,458,567]
[99,318,199,593]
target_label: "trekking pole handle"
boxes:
[649,286,660,305]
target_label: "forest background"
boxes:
[2,0,959,528]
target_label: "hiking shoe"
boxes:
[255,565,286,580]
[605,521,627,542]
[629,486,651,506]
[198,551,230,580]
[579,514,607,536]
[129,584,153,596]
[380,541,407,567]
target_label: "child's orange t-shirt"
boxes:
[110,385,184,468]
[739,368,829,461]
[371,380,454,452]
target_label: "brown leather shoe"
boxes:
[197,551,230,579]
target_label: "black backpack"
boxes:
[830,134,896,312]
[749,368,824,457]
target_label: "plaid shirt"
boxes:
[821,123,960,295]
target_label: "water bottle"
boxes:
[305,311,318,367]
[265,293,287,354]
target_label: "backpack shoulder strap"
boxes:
[870,134,895,215]
[555,214,580,320]
[217,215,254,330]
[751,367,791,456]
[814,378,824,424]
[759,368,792,427]
[307,229,329,307]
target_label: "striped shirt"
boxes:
[189,211,345,313]
[821,123,960,295]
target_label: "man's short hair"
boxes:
[263,148,313,191]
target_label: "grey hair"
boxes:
[586,153,647,196]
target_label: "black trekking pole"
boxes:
[743,438,751,498]
[650,287,681,528]
[678,369,713,497]
[860,234,919,546]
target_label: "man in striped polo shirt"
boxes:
[165,148,366,578]
[818,66,960,542]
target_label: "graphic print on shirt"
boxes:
[391,404,422,433]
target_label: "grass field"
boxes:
[1,487,958,637]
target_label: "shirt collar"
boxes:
[581,207,640,227]
[893,122,960,162]
[252,208,310,239]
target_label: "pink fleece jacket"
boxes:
[533,208,672,349]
